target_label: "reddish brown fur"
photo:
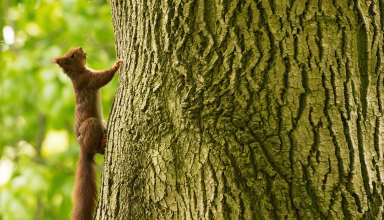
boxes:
[54,47,122,220]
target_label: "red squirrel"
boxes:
[54,47,122,220]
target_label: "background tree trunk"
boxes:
[96,0,384,219]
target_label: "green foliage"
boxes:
[0,0,117,219]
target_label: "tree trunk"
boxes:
[96,1,384,219]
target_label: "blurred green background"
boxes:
[0,0,118,219]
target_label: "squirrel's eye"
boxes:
[71,54,75,58]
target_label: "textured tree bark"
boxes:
[96,0,384,219]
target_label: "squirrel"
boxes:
[54,47,122,220]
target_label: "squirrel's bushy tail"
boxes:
[71,153,96,220]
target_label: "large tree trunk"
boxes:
[96,1,384,219]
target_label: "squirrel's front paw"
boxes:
[114,59,123,68]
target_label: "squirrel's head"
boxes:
[53,47,87,76]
